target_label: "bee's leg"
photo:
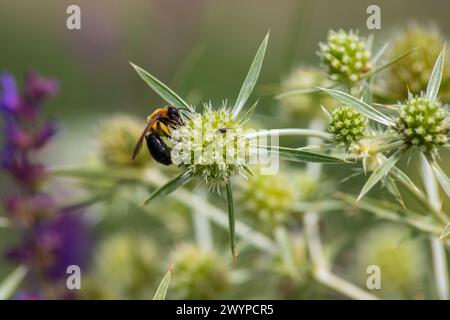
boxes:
[157,121,172,138]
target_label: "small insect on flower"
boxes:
[131,105,188,165]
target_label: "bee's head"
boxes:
[167,106,184,126]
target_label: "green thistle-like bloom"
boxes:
[328,106,367,146]
[170,244,230,299]
[318,30,372,83]
[83,234,160,299]
[171,103,249,190]
[395,94,449,154]
[279,67,336,117]
[237,171,297,225]
[98,114,148,167]
[384,24,450,99]
[354,225,426,298]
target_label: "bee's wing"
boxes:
[131,122,153,159]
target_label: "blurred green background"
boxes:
[1,0,450,300]
[1,0,450,164]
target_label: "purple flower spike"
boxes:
[7,212,92,280]
[0,73,20,113]
[25,70,59,103]
[33,122,59,149]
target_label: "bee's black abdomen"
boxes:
[146,133,172,165]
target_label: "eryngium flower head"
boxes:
[355,225,425,299]
[98,114,148,167]
[237,171,297,225]
[383,24,450,99]
[83,234,159,299]
[279,67,336,117]
[395,94,449,153]
[171,103,249,190]
[328,106,367,145]
[318,30,372,83]
[170,244,230,299]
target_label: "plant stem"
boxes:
[143,169,278,254]
[391,169,448,225]
[192,190,214,251]
[303,119,378,300]
[245,128,333,141]
[431,237,449,300]
[420,154,449,300]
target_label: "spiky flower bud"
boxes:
[383,24,450,99]
[171,103,249,190]
[98,114,148,167]
[170,244,230,299]
[318,30,372,83]
[83,234,160,299]
[395,94,449,154]
[237,171,297,225]
[354,225,425,298]
[328,106,367,145]
[279,67,336,117]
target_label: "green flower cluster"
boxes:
[328,106,367,146]
[238,171,297,225]
[355,225,425,299]
[279,67,336,117]
[395,94,449,153]
[171,104,248,190]
[170,244,230,299]
[98,114,148,167]
[318,30,372,83]
[83,234,160,299]
[384,24,450,99]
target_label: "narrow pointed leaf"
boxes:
[226,182,236,259]
[339,193,441,235]
[426,45,446,101]
[360,49,415,80]
[318,88,393,126]
[390,166,421,194]
[275,83,340,100]
[255,145,347,164]
[358,151,401,200]
[130,62,191,110]
[384,175,405,208]
[429,159,450,197]
[238,99,259,124]
[153,266,173,300]
[371,42,389,64]
[0,265,27,300]
[232,32,269,118]
[143,172,193,205]
[441,222,450,240]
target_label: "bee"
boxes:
[131,106,186,165]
